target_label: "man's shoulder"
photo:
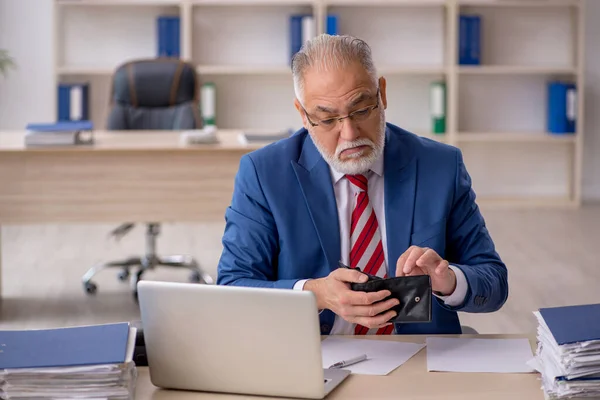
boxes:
[243,128,308,169]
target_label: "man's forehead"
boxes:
[302,65,376,106]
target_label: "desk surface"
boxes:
[0,130,266,152]
[135,335,544,400]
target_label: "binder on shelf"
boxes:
[547,81,577,134]
[430,81,446,134]
[469,15,482,66]
[302,15,315,46]
[289,14,313,62]
[201,82,216,127]
[290,15,304,62]
[327,14,339,35]
[58,82,89,122]
[157,15,180,58]
[459,15,482,65]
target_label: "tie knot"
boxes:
[346,174,368,191]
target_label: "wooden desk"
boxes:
[0,130,262,296]
[134,335,544,400]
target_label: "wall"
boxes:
[0,0,598,201]
[0,0,55,129]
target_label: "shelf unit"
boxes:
[53,0,585,207]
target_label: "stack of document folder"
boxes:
[530,304,600,399]
[24,120,94,147]
[0,322,137,399]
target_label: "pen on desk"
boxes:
[328,354,368,369]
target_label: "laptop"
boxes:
[137,281,351,399]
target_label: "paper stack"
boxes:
[0,322,138,399]
[530,304,600,399]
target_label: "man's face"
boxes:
[295,62,388,175]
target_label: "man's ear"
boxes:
[379,76,388,110]
[294,98,310,130]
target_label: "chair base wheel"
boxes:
[117,270,130,281]
[189,271,202,283]
[84,282,97,295]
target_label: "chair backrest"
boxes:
[107,58,202,130]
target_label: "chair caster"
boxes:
[117,270,130,282]
[189,271,201,283]
[84,282,98,295]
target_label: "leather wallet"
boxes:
[342,262,432,324]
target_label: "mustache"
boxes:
[335,139,375,157]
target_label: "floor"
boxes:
[1,205,599,334]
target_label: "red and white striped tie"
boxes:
[347,174,394,335]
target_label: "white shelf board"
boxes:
[57,0,181,6]
[457,0,579,7]
[379,66,447,75]
[196,65,291,75]
[458,132,576,143]
[191,0,314,5]
[325,0,446,6]
[458,66,577,75]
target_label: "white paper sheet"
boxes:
[321,337,425,376]
[426,337,536,373]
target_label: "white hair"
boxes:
[291,34,378,103]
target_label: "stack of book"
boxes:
[24,120,94,147]
[0,322,138,399]
[530,304,600,399]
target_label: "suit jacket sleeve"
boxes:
[440,149,509,313]
[216,154,298,289]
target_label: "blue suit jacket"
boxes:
[217,123,508,335]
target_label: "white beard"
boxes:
[310,110,386,175]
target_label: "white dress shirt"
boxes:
[294,152,468,334]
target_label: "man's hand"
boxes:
[396,246,456,296]
[304,268,399,329]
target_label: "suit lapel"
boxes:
[292,134,340,271]
[383,128,417,278]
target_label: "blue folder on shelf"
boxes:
[547,81,577,134]
[539,303,600,345]
[0,322,132,369]
[58,82,89,122]
[157,15,180,57]
[459,15,481,65]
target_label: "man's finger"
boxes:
[404,247,426,275]
[415,248,442,274]
[395,247,413,277]
[352,297,399,317]
[342,289,391,306]
[333,268,369,284]
[355,309,397,329]
[435,259,450,276]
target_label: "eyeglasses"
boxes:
[302,88,380,132]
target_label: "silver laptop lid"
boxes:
[137,281,327,399]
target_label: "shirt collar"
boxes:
[330,150,384,184]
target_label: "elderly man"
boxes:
[217,34,508,335]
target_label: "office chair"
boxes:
[82,58,213,299]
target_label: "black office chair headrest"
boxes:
[110,58,199,108]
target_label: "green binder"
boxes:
[430,81,446,134]
[201,82,216,127]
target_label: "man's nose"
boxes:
[338,118,360,142]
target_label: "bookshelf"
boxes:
[53,0,585,207]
